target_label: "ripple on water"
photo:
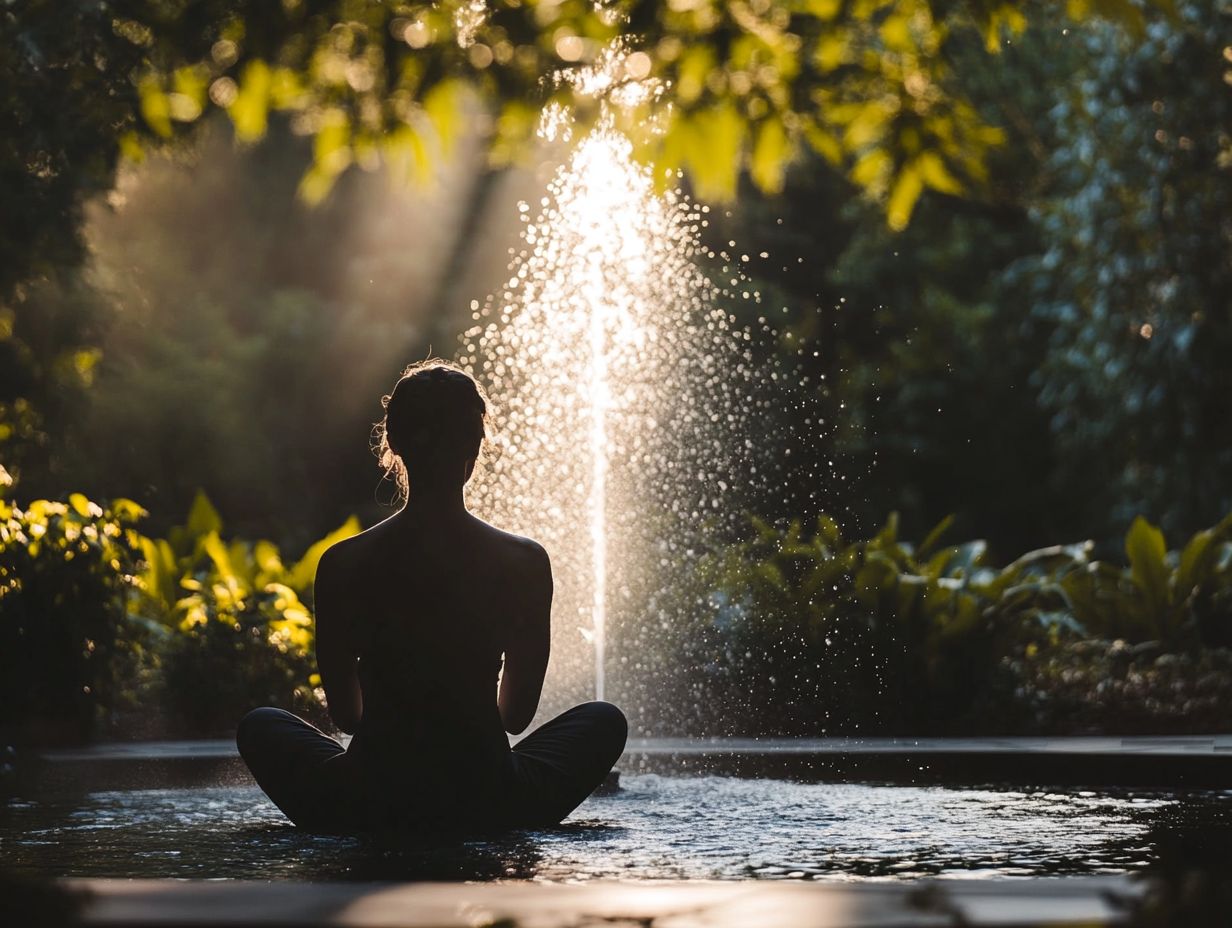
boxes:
[3,776,1230,882]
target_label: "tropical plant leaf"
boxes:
[1125,515,1170,625]
[1176,526,1217,599]
[286,516,361,596]
[185,490,223,543]
[916,514,955,560]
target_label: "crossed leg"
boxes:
[505,701,628,826]
[236,706,357,831]
[237,701,627,832]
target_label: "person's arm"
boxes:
[313,546,363,734]
[498,542,552,735]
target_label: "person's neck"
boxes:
[401,483,468,517]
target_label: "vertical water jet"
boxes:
[460,123,805,724]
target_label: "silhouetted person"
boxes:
[237,360,626,832]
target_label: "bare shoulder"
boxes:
[471,518,550,575]
[316,530,359,569]
[315,518,385,582]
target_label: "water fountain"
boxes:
[460,120,805,723]
[464,127,709,712]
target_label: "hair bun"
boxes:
[375,360,489,499]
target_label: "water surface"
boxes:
[4,775,1229,882]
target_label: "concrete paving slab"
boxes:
[67,876,1139,928]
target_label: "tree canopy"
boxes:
[3,0,1173,304]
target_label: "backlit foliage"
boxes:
[0,494,146,741]
[0,489,359,740]
[32,0,1173,224]
[139,490,360,732]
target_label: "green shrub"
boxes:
[704,511,1232,735]
[156,582,322,735]
[0,494,147,744]
[1060,514,1232,651]
[136,491,359,734]
[701,512,1023,733]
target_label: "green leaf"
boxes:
[940,592,982,637]
[813,31,848,73]
[68,492,100,519]
[880,13,914,53]
[1066,0,1092,21]
[138,76,172,138]
[1058,562,1125,636]
[298,162,342,205]
[1175,527,1216,598]
[815,513,841,548]
[1092,0,1146,37]
[843,100,894,151]
[750,514,779,544]
[750,117,790,195]
[491,101,540,166]
[871,512,900,548]
[383,125,432,185]
[228,539,256,588]
[109,498,149,523]
[675,46,716,105]
[755,560,786,591]
[916,151,963,195]
[170,66,207,121]
[854,556,896,608]
[118,131,145,164]
[1005,542,1093,578]
[185,490,222,542]
[926,540,987,579]
[202,531,238,588]
[139,536,177,612]
[886,164,924,231]
[1125,515,1170,615]
[688,103,746,201]
[851,149,891,190]
[424,79,465,155]
[228,59,272,142]
[287,516,361,596]
[803,123,842,166]
[896,573,928,620]
[917,514,955,560]
[254,539,284,579]
[299,114,352,203]
[805,0,842,20]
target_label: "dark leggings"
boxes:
[236,702,627,833]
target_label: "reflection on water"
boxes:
[4,776,1231,882]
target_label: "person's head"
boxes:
[374,359,488,502]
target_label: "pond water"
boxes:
[5,775,1231,882]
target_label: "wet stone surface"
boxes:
[5,775,1232,882]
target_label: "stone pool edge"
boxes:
[27,734,1232,793]
[61,875,1141,928]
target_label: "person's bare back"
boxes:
[315,509,552,738]
[236,360,624,833]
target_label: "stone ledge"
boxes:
[66,876,1140,928]
[28,735,1232,792]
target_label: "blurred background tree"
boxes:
[1015,1,1232,547]
[700,0,1230,555]
[37,117,529,543]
